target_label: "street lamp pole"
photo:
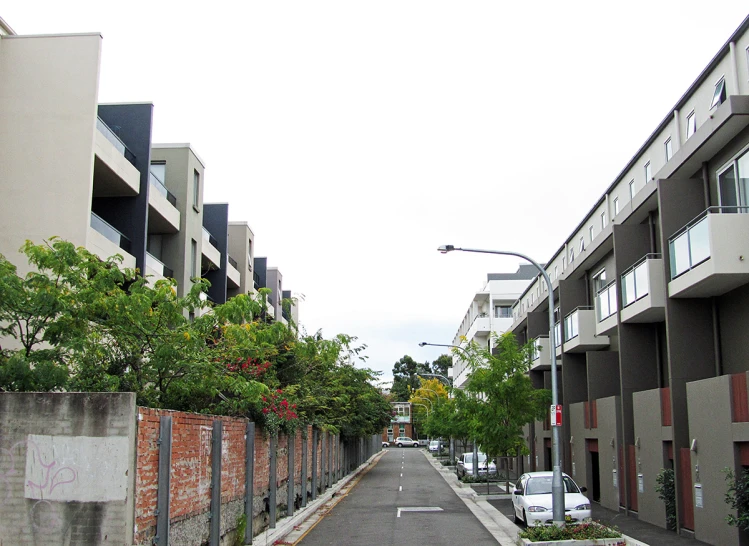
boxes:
[437,244,565,527]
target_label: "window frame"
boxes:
[589,225,594,242]
[193,169,201,211]
[686,110,696,139]
[644,161,651,184]
[629,179,635,201]
[665,138,673,161]
[579,236,585,253]
[614,197,620,216]
[710,76,726,110]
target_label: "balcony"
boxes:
[554,321,562,357]
[201,227,220,269]
[562,307,609,353]
[93,118,140,197]
[595,282,618,335]
[87,212,135,269]
[145,252,174,283]
[668,207,749,298]
[466,314,491,342]
[147,171,180,234]
[227,255,240,288]
[530,335,555,371]
[620,254,666,323]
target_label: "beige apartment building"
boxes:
[508,13,749,545]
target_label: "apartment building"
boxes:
[508,13,749,545]
[382,402,414,444]
[0,21,296,325]
[451,266,537,388]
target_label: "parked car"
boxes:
[382,441,390,448]
[511,471,592,526]
[428,440,446,453]
[394,436,419,448]
[456,452,496,478]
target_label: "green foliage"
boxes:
[0,239,390,440]
[390,355,429,401]
[519,522,621,541]
[461,333,550,458]
[233,514,247,546]
[655,468,676,531]
[724,467,749,531]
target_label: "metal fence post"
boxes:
[245,422,254,545]
[269,434,277,528]
[311,428,318,501]
[321,430,327,491]
[287,433,295,517]
[210,420,222,546]
[301,429,308,507]
[155,415,172,546]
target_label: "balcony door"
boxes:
[718,149,749,211]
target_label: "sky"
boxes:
[3,1,748,385]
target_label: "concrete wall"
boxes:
[686,375,740,546]
[0,33,101,275]
[596,396,622,512]
[632,388,668,529]
[0,393,137,545]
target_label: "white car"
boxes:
[394,436,419,448]
[511,471,592,526]
[456,452,496,478]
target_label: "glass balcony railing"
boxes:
[90,212,131,253]
[146,252,174,279]
[149,171,177,207]
[202,227,218,248]
[621,254,659,307]
[554,322,562,348]
[596,282,618,322]
[228,255,238,269]
[96,117,136,166]
[531,335,548,361]
[563,307,592,342]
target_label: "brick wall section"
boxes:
[134,407,249,544]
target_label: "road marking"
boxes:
[399,485,402,491]
[397,507,443,518]
[400,473,403,477]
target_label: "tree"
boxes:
[431,354,452,379]
[461,333,550,458]
[390,355,429,401]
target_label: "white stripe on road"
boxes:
[397,507,443,518]
[399,485,402,491]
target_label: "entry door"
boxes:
[679,448,695,531]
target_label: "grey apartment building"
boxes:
[0,17,296,323]
[507,13,749,545]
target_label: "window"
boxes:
[593,269,607,293]
[193,169,200,210]
[614,197,620,216]
[665,138,673,161]
[710,77,726,109]
[686,110,696,139]
[629,179,635,200]
[718,148,749,209]
[495,305,512,318]
[644,161,651,183]
[589,225,594,241]
[554,265,559,280]
[601,210,607,229]
[579,236,585,253]
[150,161,166,183]
[569,248,574,263]
[190,239,197,278]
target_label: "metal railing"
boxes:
[531,335,548,361]
[228,256,238,269]
[554,322,561,348]
[90,212,132,253]
[253,271,261,290]
[596,282,618,322]
[621,253,660,307]
[202,227,219,249]
[146,252,174,278]
[669,206,748,279]
[149,171,177,207]
[96,117,136,166]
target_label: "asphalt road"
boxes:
[297,448,499,545]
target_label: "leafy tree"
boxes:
[431,354,452,379]
[461,333,550,458]
[724,467,749,531]
[391,355,430,401]
[656,468,676,530]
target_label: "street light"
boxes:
[418,372,453,387]
[418,341,459,349]
[437,244,565,527]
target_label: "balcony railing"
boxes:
[622,254,660,308]
[596,282,618,322]
[228,255,238,269]
[253,271,261,290]
[149,171,177,206]
[669,207,749,280]
[554,322,561,348]
[146,252,174,279]
[531,335,548,361]
[563,307,593,342]
[96,117,136,166]
[202,227,218,248]
[90,212,131,253]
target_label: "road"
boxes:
[296,448,500,545]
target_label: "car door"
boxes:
[512,475,526,518]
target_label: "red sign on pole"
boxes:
[550,404,562,427]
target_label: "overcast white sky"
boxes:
[4,2,749,384]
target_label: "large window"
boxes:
[665,138,673,161]
[718,148,749,210]
[495,305,512,318]
[193,169,201,210]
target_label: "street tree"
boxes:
[390,355,429,401]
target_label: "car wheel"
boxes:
[397,443,403,448]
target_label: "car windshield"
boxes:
[464,453,487,464]
[525,476,580,495]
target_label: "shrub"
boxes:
[519,521,622,541]
[724,467,749,531]
[655,468,676,531]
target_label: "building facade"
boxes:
[382,401,414,444]
[508,13,749,545]
[451,266,537,388]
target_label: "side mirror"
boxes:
[513,489,523,496]
[580,486,588,493]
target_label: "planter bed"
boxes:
[517,522,625,546]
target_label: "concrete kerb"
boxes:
[251,451,385,545]
[422,452,648,546]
